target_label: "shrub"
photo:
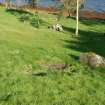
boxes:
[19,14,30,22]
[30,12,40,28]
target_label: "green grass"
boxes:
[0,7,105,105]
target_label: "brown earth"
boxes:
[80,10,105,20]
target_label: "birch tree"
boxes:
[76,0,79,36]
[61,0,84,36]
[5,0,11,9]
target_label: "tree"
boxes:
[5,0,11,9]
[61,0,84,36]
[76,0,79,36]
[61,0,77,17]
[30,0,38,8]
[76,0,84,36]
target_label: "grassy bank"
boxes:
[0,7,105,105]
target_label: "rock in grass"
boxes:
[80,52,105,68]
[48,24,63,32]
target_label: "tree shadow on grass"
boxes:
[39,19,51,27]
[62,26,105,58]
[6,8,33,16]
[6,9,50,27]
[66,16,105,28]
[30,19,50,28]
[32,72,47,77]
[80,18,105,27]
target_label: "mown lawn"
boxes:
[0,7,105,105]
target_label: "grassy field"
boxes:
[0,7,105,105]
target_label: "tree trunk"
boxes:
[5,2,10,9]
[68,10,71,17]
[31,0,37,8]
[5,0,9,9]
[5,2,8,9]
[75,0,79,36]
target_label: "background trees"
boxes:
[61,0,84,17]
[30,0,38,8]
[5,0,11,9]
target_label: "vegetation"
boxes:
[5,0,11,9]
[0,6,105,105]
[31,0,38,8]
[19,14,30,22]
[61,0,84,16]
[60,0,84,36]
[5,0,39,8]
[30,12,40,28]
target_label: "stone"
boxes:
[88,54,103,68]
[80,52,105,68]
[56,24,63,31]
[48,24,63,31]
[80,53,89,65]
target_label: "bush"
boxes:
[30,12,40,28]
[19,14,30,22]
